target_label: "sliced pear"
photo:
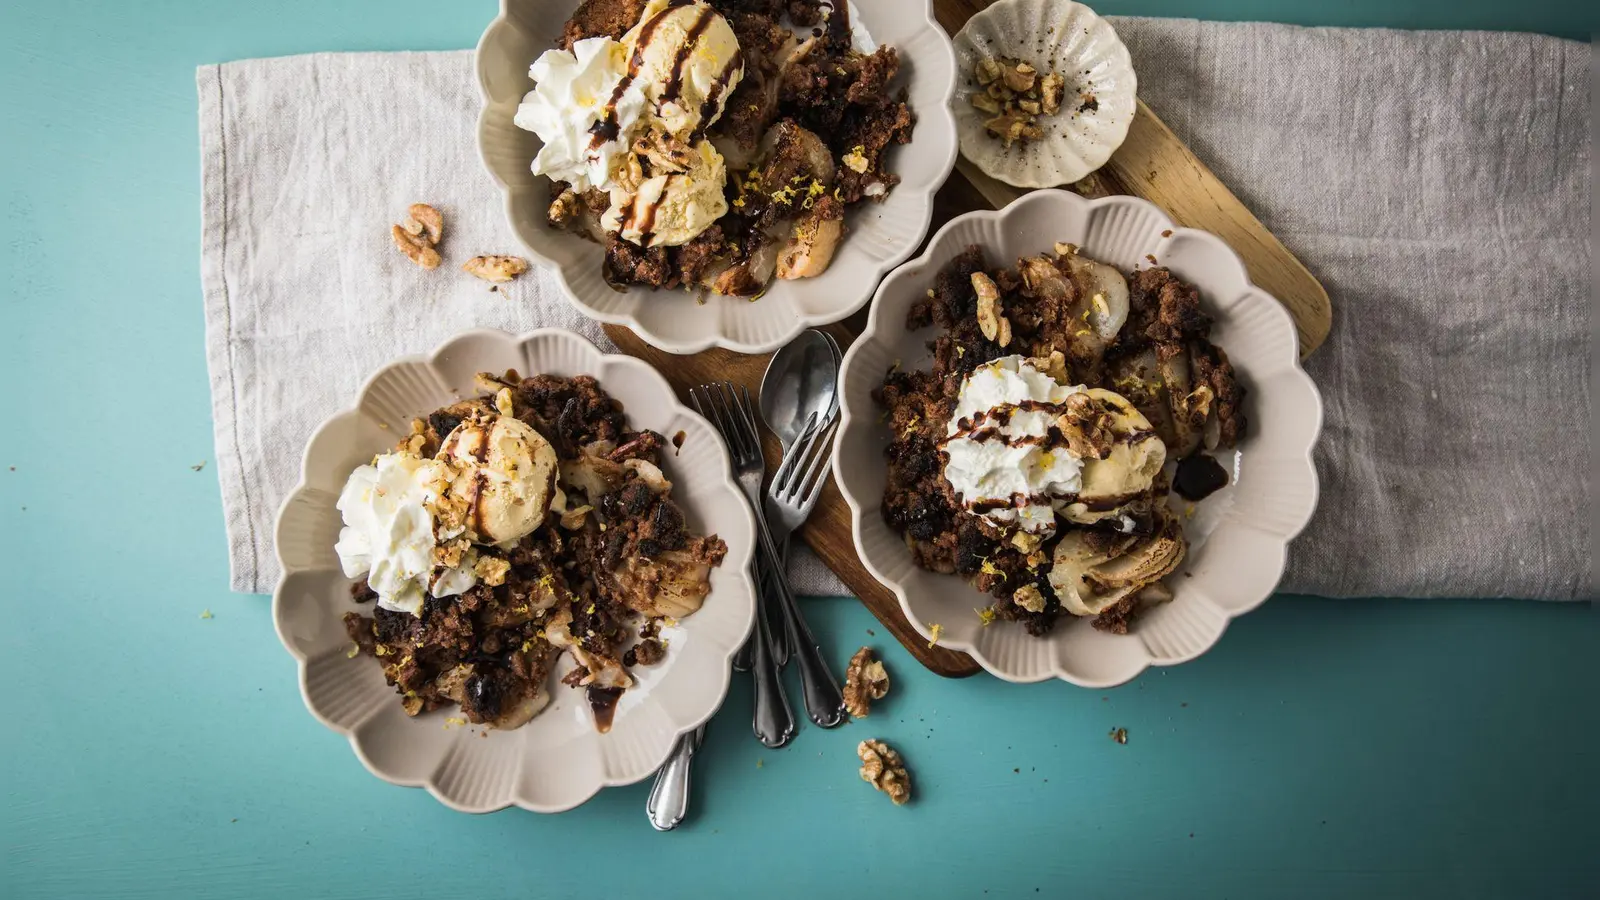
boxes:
[1048,508,1186,616]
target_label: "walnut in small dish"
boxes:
[971,57,1067,148]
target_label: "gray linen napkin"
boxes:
[199,19,1592,601]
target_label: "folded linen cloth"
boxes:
[199,19,1592,601]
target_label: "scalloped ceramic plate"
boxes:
[954,0,1136,188]
[272,329,756,812]
[475,0,959,354]
[833,190,1321,685]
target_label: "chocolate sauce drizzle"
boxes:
[940,398,1154,516]
[586,0,742,152]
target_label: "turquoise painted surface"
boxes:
[0,2,1594,898]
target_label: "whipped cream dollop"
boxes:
[334,451,479,617]
[516,37,648,191]
[942,356,1086,534]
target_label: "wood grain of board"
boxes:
[605,0,1333,677]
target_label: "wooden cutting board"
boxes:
[605,1,1332,677]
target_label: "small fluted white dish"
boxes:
[954,0,1136,188]
[272,328,756,812]
[833,190,1321,686]
[475,0,959,355]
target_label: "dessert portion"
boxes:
[337,371,727,731]
[875,243,1245,635]
[520,0,915,297]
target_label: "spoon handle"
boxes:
[756,520,846,728]
[647,725,702,831]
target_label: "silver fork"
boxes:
[760,412,848,728]
[764,411,839,546]
[689,383,797,749]
[698,383,846,729]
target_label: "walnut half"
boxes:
[843,647,890,718]
[858,739,911,806]
[972,271,1012,347]
[392,202,443,270]
[463,255,531,284]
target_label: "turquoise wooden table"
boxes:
[1,2,1595,898]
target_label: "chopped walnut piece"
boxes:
[392,225,441,270]
[984,110,1044,148]
[1012,583,1047,614]
[1056,392,1117,459]
[971,57,1071,148]
[843,647,891,718]
[1000,60,1037,93]
[969,92,1002,115]
[857,739,911,805]
[548,188,581,229]
[402,203,443,245]
[1031,350,1069,383]
[1010,530,1043,554]
[463,255,531,284]
[474,555,511,587]
[972,271,1011,346]
[1040,73,1066,115]
[1109,727,1128,744]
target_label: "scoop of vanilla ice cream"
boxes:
[334,451,479,617]
[438,415,560,548]
[1059,389,1167,524]
[942,356,1087,534]
[602,138,729,247]
[623,0,744,137]
[516,37,648,191]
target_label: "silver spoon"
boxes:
[760,329,840,452]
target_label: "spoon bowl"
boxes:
[759,329,840,450]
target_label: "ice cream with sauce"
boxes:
[601,137,729,246]
[621,0,744,137]
[941,356,1166,536]
[514,0,744,246]
[335,414,560,616]
[437,414,560,548]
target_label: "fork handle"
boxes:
[757,527,847,728]
[749,557,797,748]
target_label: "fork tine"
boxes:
[687,385,707,419]
[797,419,838,499]
[736,385,760,438]
[781,417,831,502]
[709,383,741,457]
[694,384,730,446]
[772,412,819,493]
[723,383,756,460]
